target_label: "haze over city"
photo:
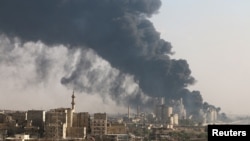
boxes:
[151,0,250,116]
[0,0,249,116]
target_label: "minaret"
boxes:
[71,90,75,112]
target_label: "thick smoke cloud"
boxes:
[0,0,202,115]
[0,36,146,112]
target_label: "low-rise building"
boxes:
[92,113,107,136]
[107,122,126,134]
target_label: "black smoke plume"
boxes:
[0,0,203,116]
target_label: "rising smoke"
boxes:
[0,0,204,116]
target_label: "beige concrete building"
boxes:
[44,109,68,139]
[43,91,88,139]
[0,113,6,123]
[27,110,45,129]
[44,91,75,139]
[73,112,89,127]
[92,113,107,136]
[8,111,27,126]
[44,122,67,139]
[67,112,89,139]
[107,122,126,134]
[66,127,86,139]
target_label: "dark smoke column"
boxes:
[0,0,203,116]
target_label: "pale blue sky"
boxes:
[151,0,250,115]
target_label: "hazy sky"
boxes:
[151,0,250,115]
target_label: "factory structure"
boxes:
[152,97,186,128]
[122,97,211,140]
[153,97,218,126]
[124,97,186,130]
[126,96,218,129]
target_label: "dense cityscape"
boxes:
[1,0,250,141]
[0,91,232,141]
